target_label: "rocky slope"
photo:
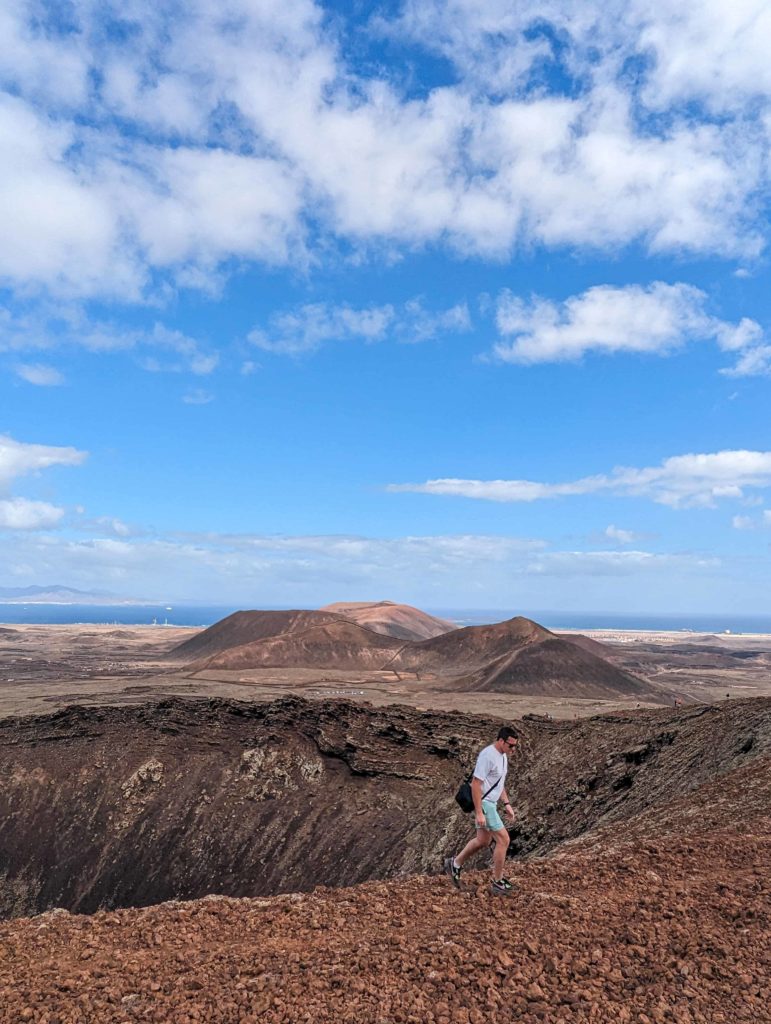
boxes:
[2,695,770,920]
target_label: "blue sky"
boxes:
[1,0,770,613]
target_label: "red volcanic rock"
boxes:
[1,825,769,1023]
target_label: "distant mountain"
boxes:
[0,585,134,605]
[319,600,455,641]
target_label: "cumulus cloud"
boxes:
[0,434,87,491]
[14,363,64,386]
[388,0,771,111]
[720,345,771,378]
[249,299,471,355]
[0,0,768,301]
[492,282,767,371]
[389,450,771,509]
[0,497,65,530]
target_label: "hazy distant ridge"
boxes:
[0,585,137,605]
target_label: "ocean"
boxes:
[1,603,770,634]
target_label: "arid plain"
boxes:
[1,611,770,721]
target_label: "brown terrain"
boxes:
[181,611,666,703]
[1,607,771,1022]
[171,602,454,664]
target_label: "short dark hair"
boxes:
[497,726,518,742]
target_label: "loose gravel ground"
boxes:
[2,824,769,1024]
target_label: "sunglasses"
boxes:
[504,739,518,748]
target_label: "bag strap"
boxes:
[465,771,499,802]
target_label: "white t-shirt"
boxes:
[473,744,507,803]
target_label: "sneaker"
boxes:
[499,877,515,891]
[490,879,511,897]
[444,856,462,889]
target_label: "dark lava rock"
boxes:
[1,696,771,920]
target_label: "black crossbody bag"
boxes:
[454,773,499,813]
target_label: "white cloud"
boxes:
[249,298,471,355]
[526,549,719,577]
[0,434,87,491]
[182,389,215,405]
[604,525,639,544]
[0,497,65,530]
[250,303,394,356]
[139,325,220,376]
[389,450,771,509]
[0,523,731,605]
[720,345,771,378]
[77,515,137,538]
[493,282,766,370]
[125,146,305,271]
[399,300,472,343]
[388,477,600,502]
[732,515,755,530]
[0,306,218,376]
[388,1,771,111]
[14,363,65,386]
[0,0,769,301]
[0,94,138,299]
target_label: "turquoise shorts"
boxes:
[476,799,504,832]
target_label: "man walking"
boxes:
[445,726,518,896]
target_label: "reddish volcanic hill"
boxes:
[194,618,405,672]
[320,600,454,641]
[187,610,662,702]
[395,616,552,670]
[170,610,344,662]
[392,617,662,700]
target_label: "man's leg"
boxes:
[454,827,490,867]
[490,827,510,881]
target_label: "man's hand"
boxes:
[504,803,516,822]
[475,810,486,829]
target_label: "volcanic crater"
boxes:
[2,694,770,920]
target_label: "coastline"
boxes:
[2,602,771,637]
